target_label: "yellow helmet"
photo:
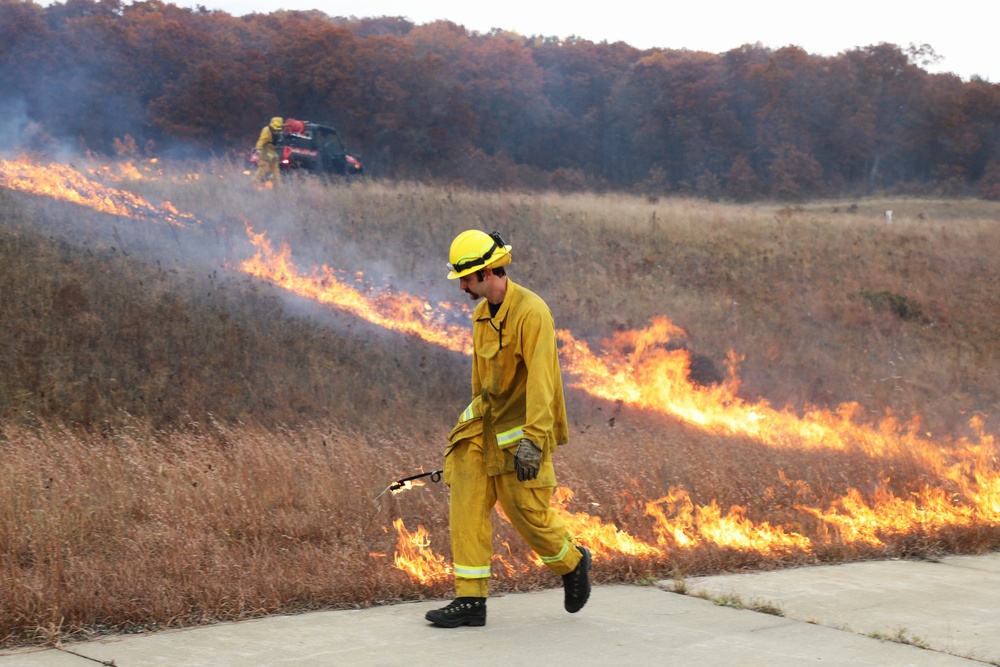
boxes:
[447,230,512,279]
[270,117,284,131]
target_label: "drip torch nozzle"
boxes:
[375,469,444,500]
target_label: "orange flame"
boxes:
[0,157,196,226]
[644,488,811,554]
[550,487,662,557]
[385,519,451,586]
[86,160,148,182]
[86,158,205,184]
[240,226,471,354]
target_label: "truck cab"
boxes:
[279,121,364,177]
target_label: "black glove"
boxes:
[513,438,542,482]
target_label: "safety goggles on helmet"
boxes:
[448,231,507,276]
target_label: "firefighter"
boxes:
[252,116,283,186]
[424,230,591,628]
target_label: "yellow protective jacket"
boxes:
[447,279,569,483]
[255,126,277,160]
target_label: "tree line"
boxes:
[2,0,999,199]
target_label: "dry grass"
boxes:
[1,158,1000,647]
[0,419,445,644]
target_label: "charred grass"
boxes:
[1,161,1000,647]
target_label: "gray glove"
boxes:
[513,438,542,482]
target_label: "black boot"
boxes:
[562,546,591,613]
[425,597,487,628]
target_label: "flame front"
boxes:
[4,156,998,589]
[240,226,472,354]
[236,222,1000,584]
[0,157,196,226]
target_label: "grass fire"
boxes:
[1,155,998,648]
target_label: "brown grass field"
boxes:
[1,156,999,647]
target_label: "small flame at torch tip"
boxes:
[390,480,425,495]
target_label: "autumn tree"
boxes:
[724,154,759,201]
[828,44,928,192]
[349,33,474,176]
[769,145,823,200]
[957,79,1000,182]
[528,37,639,172]
[24,2,146,151]
[148,56,277,150]
[263,16,358,125]
[978,160,1000,200]
[2,2,998,195]
[0,0,50,147]
[608,50,743,189]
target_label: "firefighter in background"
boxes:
[424,230,592,628]
[252,117,283,186]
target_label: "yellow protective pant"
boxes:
[444,432,582,598]
[253,155,281,186]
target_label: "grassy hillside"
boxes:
[1,159,999,647]
[7,165,998,434]
[0,184,464,431]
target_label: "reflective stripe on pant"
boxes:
[446,433,582,598]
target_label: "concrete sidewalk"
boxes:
[2,553,997,667]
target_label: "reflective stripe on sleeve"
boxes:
[460,402,475,422]
[496,425,524,447]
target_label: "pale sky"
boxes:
[164,0,997,82]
